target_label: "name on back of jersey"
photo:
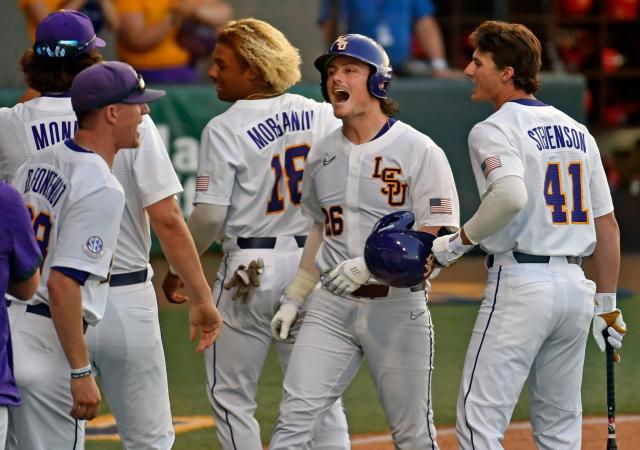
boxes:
[245,108,316,152]
[22,167,68,207]
[526,124,586,153]
[27,119,78,151]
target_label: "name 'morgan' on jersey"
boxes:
[245,108,316,151]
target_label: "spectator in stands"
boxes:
[318,0,459,78]
[19,0,118,41]
[114,0,231,83]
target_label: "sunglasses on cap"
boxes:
[34,35,97,58]
[96,73,148,109]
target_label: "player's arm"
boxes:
[47,269,101,420]
[149,196,222,350]
[161,202,226,302]
[7,271,39,300]
[271,221,324,341]
[7,185,42,299]
[591,211,625,358]
[432,175,527,266]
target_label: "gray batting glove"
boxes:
[431,233,475,267]
[271,296,302,341]
[322,256,371,296]
[223,258,264,302]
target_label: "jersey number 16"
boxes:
[267,144,310,214]
[544,161,589,224]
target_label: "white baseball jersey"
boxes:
[0,96,77,182]
[11,139,125,324]
[110,115,183,274]
[302,120,460,273]
[194,93,340,238]
[469,99,613,256]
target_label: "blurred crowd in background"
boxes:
[13,0,640,195]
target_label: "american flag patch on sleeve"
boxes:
[430,198,452,214]
[481,156,502,178]
[196,176,209,192]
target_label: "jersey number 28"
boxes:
[544,161,589,224]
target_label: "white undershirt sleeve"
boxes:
[464,175,528,244]
[187,203,228,256]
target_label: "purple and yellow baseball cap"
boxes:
[34,10,106,58]
[71,61,166,113]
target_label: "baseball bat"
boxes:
[604,330,617,450]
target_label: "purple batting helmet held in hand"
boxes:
[364,211,436,288]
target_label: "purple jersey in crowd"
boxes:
[0,182,42,406]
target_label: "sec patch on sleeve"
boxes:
[83,236,105,258]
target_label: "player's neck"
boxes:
[73,130,117,168]
[244,91,282,100]
[341,109,389,145]
[494,88,532,110]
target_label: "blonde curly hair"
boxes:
[217,18,301,93]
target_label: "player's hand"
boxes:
[431,232,475,267]
[592,307,626,363]
[162,271,189,304]
[271,296,302,342]
[189,301,223,352]
[70,375,101,420]
[322,256,371,296]
[223,258,264,303]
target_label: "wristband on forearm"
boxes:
[70,364,92,379]
[594,293,616,314]
[284,269,318,304]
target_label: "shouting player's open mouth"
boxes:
[332,88,350,104]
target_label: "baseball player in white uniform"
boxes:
[162,19,350,449]
[6,59,168,449]
[0,10,104,183]
[269,34,459,450]
[431,21,626,450]
[1,12,222,449]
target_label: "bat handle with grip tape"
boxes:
[605,329,617,450]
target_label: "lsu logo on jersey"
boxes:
[372,156,408,206]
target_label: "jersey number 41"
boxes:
[544,161,589,224]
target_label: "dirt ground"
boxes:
[351,415,640,449]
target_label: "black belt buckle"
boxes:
[109,268,148,287]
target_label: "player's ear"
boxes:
[104,104,119,125]
[501,66,515,83]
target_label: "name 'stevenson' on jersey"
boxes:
[23,167,67,207]
[526,124,586,153]
[246,109,316,150]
